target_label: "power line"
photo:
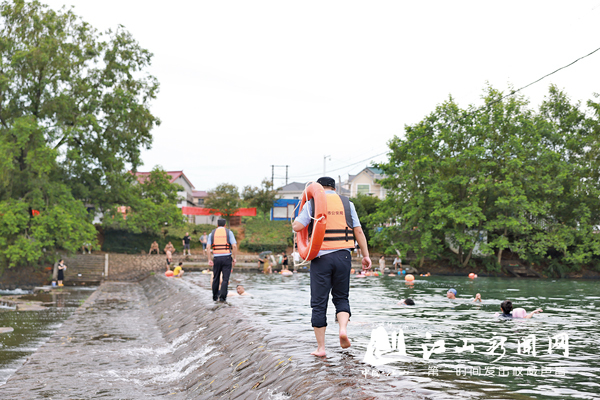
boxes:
[288,151,389,180]
[405,45,600,146]
[468,46,600,119]
[289,46,600,180]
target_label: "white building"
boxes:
[341,167,387,199]
[276,182,306,200]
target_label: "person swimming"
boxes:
[447,288,457,299]
[228,284,251,297]
[511,307,543,318]
[397,298,415,305]
[499,300,513,317]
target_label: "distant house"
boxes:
[341,167,387,199]
[277,182,306,200]
[133,170,220,225]
[191,190,217,225]
[192,190,208,206]
[134,170,196,209]
[271,182,305,221]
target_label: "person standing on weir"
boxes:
[292,177,371,357]
[207,219,237,302]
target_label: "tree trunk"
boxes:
[496,227,507,265]
[462,246,475,268]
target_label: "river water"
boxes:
[0,288,94,386]
[188,271,600,400]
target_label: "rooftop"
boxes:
[132,170,195,189]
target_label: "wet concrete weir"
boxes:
[1,276,424,399]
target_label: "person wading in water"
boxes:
[292,177,371,357]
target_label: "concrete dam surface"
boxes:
[1,277,424,399]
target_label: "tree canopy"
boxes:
[205,183,240,224]
[372,85,600,275]
[0,0,160,267]
[242,178,277,219]
[102,167,183,236]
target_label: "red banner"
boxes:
[181,207,256,217]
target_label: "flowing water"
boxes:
[189,271,600,400]
[0,288,95,385]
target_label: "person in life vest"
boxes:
[292,176,372,357]
[207,219,237,301]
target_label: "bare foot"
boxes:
[311,348,326,357]
[339,331,351,349]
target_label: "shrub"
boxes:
[240,218,292,253]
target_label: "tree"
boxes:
[102,167,183,235]
[0,0,160,267]
[242,178,277,219]
[205,183,240,225]
[373,85,600,273]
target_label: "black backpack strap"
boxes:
[209,229,216,248]
[339,196,354,229]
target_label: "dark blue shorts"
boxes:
[310,250,352,328]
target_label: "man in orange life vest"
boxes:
[292,177,372,356]
[207,219,237,301]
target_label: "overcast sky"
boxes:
[43,1,600,192]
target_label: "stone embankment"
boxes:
[1,276,425,399]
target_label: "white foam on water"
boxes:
[0,289,32,295]
[100,345,218,385]
[115,329,207,357]
[265,388,292,400]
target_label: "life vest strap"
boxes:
[323,236,355,241]
[324,226,354,242]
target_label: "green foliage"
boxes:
[242,178,277,219]
[102,167,183,235]
[240,217,292,253]
[0,0,159,267]
[166,222,216,239]
[204,183,240,224]
[373,85,600,271]
[0,194,97,268]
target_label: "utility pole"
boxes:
[271,165,290,188]
[323,155,331,175]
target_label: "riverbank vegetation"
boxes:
[371,85,600,277]
[0,1,161,268]
[240,217,292,253]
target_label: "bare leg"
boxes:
[311,327,327,357]
[337,312,351,348]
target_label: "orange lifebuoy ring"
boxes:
[297,183,327,261]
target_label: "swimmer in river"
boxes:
[447,288,457,299]
[497,300,542,318]
[512,307,543,318]
[499,300,513,317]
[397,298,415,305]
[228,285,251,297]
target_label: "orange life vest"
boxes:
[210,227,231,254]
[311,193,355,251]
